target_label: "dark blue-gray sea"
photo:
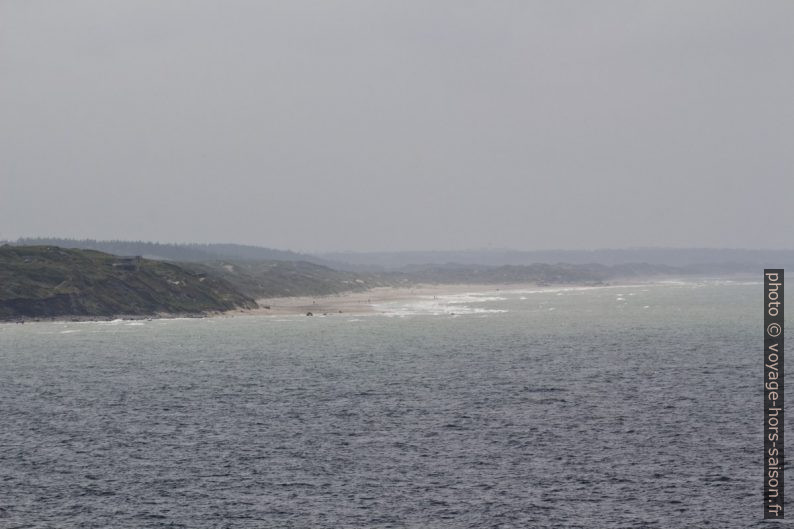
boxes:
[0,279,787,528]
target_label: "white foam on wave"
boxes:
[507,285,620,296]
[441,293,508,304]
[508,282,677,297]
[373,289,513,317]
[651,278,762,290]
[374,294,508,317]
[709,280,762,286]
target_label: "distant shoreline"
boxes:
[2,276,757,324]
[0,282,572,323]
[235,281,648,317]
[250,283,530,316]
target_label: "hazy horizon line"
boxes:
[5,236,794,255]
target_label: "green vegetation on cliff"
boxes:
[0,246,257,320]
[1,242,720,321]
[182,260,394,299]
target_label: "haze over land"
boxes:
[8,238,794,271]
[1,3,789,527]
[2,1,793,252]
[2,238,774,321]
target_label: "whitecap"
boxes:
[373,300,507,317]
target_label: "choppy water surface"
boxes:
[0,280,785,528]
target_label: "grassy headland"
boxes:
[0,246,257,320]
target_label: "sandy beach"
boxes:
[249,283,542,316]
[3,281,663,323]
[0,283,540,324]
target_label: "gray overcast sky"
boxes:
[1,1,792,252]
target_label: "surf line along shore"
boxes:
[249,283,516,316]
[244,281,635,317]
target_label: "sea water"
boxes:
[0,280,784,528]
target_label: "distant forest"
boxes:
[320,248,794,269]
[8,238,317,264]
[5,238,792,272]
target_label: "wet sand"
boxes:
[250,283,540,316]
[0,284,532,324]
